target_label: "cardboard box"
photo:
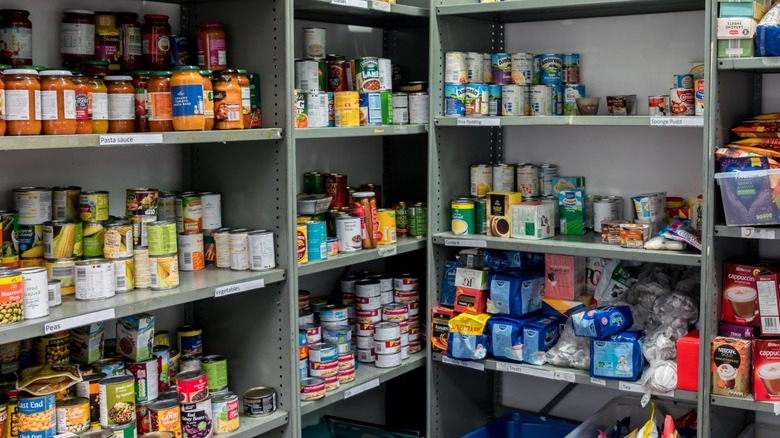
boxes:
[454,267,489,314]
[70,322,106,365]
[117,313,155,362]
[486,191,522,237]
[440,260,462,307]
[711,336,752,398]
[722,261,780,336]
[510,202,555,239]
[753,338,780,401]
[720,321,756,339]
[719,1,766,20]
[717,17,758,39]
[585,257,609,294]
[431,305,456,353]
[677,330,700,392]
[551,177,586,198]
[718,39,755,58]
[545,254,586,300]
[559,190,585,235]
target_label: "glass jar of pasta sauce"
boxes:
[72,74,93,134]
[3,68,41,135]
[117,12,142,71]
[142,15,172,71]
[105,75,135,133]
[197,22,227,71]
[39,70,77,135]
[148,71,173,132]
[61,9,95,67]
[0,10,33,66]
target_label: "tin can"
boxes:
[0,211,19,268]
[157,192,177,223]
[132,248,150,289]
[491,53,511,85]
[125,189,158,224]
[408,203,427,238]
[391,92,409,125]
[177,233,204,272]
[35,332,69,365]
[242,387,276,418]
[594,198,620,232]
[327,60,349,92]
[648,95,670,116]
[294,88,309,128]
[324,173,348,208]
[408,93,428,124]
[305,91,328,128]
[444,84,465,117]
[310,358,339,378]
[333,91,360,127]
[52,186,81,221]
[93,359,125,377]
[105,423,135,438]
[149,254,179,290]
[451,200,475,236]
[305,221,326,262]
[585,195,599,230]
[18,267,48,319]
[155,331,171,347]
[380,91,394,125]
[303,27,326,59]
[153,346,171,392]
[147,400,180,438]
[322,325,351,344]
[303,172,324,195]
[180,399,212,438]
[670,88,694,115]
[695,79,704,116]
[333,215,360,253]
[327,92,336,127]
[358,92,382,126]
[538,163,558,197]
[168,349,181,383]
[296,224,308,264]
[210,393,239,435]
[308,343,338,363]
[445,52,467,84]
[295,60,320,92]
[74,372,105,431]
[177,326,203,356]
[562,53,580,84]
[201,355,228,393]
[148,221,177,256]
[46,279,61,308]
[464,84,488,116]
[492,163,515,192]
[199,193,222,230]
[103,222,133,259]
[394,274,419,291]
[393,202,409,236]
[112,257,134,293]
[375,338,402,354]
[99,375,135,428]
[15,224,41,260]
[530,85,552,116]
[382,303,409,323]
[501,84,525,116]
[300,378,326,401]
[226,229,249,270]
[175,194,202,234]
[82,221,106,258]
[245,230,274,271]
[377,209,397,244]
[563,84,585,115]
[78,191,108,222]
[176,370,209,404]
[355,280,381,298]
[375,352,402,368]
[516,164,540,198]
[481,53,492,83]
[18,394,56,438]
[75,259,115,300]
[356,348,375,363]
[179,354,202,373]
[465,52,482,83]
[540,54,562,85]
[673,74,694,89]
[126,359,159,403]
[509,53,533,85]
[353,57,380,93]
[14,188,52,226]
[55,397,90,434]
[473,198,487,235]
[378,58,393,92]
[488,85,502,116]
[212,228,231,268]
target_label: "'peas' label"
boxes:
[171,85,205,118]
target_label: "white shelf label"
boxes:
[44,309,115,335]
[395,125,408,135]
[590,377,607,386]
[372,1,392,11]
[518,366,555,379]
[457,118,500,127]
[214,279,265,298]
[344,378,380,399]
[494,362,523,374]
[331,0,369,8]
[444,238,488,248]
[649,117,703,127]
[774,402,780,415]
[441,356,485,371]
[619,381,645,393]
[378,245,397,257]
[554,371,576,383]
[740,227,776,239]
[99,133,163,146]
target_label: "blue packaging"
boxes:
[171,35,190,66]
[522,315,560,365]
[485,250,544,272]
[447,313,490,361]
[590,331,645,381]
[306,221,327,261]
[444,84,466,116]
[488,85,502,116]
[540,54,562,85]
[299,358,308,380]
[18,394,57,438]
[552,84,563,115]
[440,260,462,306]
[328,92,335,127]
[486,271,544,318]
[532,55,542,85]
[360,92,383,125]
[571,305,634,339]
[487,316,534,362]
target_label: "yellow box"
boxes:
[486,191,522,237]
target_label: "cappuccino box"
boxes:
[722,261,780,336]
[454,267,489,314]
[753,338,780,401]
[711,336,752,398]
[544,254,586,300]
[486,192,522,238]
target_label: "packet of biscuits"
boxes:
[16,364,83,395]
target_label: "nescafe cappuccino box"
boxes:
[711,336,752,398]
[723,262,780,336]
[753,338,780,401]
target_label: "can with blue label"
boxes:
[673,74,694,89]
[562,53,580,84]
[488,85,502,116]
[359,93,383,126]
[19,394,56,438]
[299,358,308,380]
[306,221,327,262]
[491,53,511,85]
[531,85,552,116]
[444,84,466,116]
[552,85,563,115]
[465,84,488,116]
[501,85,526,116]
[532,55,541,85]
[510,53,534,85]
[540,54,562,85]
[563,84,586,115]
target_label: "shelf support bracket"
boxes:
[539,382,576,416]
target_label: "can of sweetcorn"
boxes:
[43,221,83,259]
[149,254,179,290]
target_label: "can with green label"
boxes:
[474,198,487,235]
[303,172,324,195]
[381,91,393,125]
[105,422,135,438]
[451,200,475,236]
[408,202,427,238]
[201,355,228,393]
[99,375,136,428]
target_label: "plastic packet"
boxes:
[544,318,591,370]
[758,6,780,57]
[644,237,686,251]
[595,260,639,304]
[17,364,83,395]
[643,326,681,362]
[652,292,699,333]
[660,222,701,251]
[641,360,678,395]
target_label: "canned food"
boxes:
[356,348,375,363]
[153,346,171,392]
[338,367,356,384]
[148,400,180,438]
[539,54,562,85]
[213,228,232,268]
[210,392,239,435]
[375,338,402,354]
[376,209,396,245]
[99,375,135,428]
[445,52,467,84]
[178,233,204,271]
[516,163,540,198]
[648,95,670,116]
[492,163,515,192]
[356,335,373,350]
[16,225,42,260]
[180,399,212,438]
[392,92,409,125]
[327,60,349,93]
[488,85,502,116]
[201,355,228,393]
[242,387,276,417]
[55,397,90,434]
[375,352,402,368]
[112,257,135,293]
[464,84,488,116]
[323,375,340,392]
[394,274,419,291]
[670,88,694,115]
[470,164,492,198]
[354,57,380,93]
[305,221,327,262]
[78,431,113,438]
[178,326,203,356]
[199,193,222,230]
[126,359,159,403]
[322,326,351,344]
[179,354,202,373]
[300,378,326,401]
[695,79,704,116]
[562,53,580,84]
[299,310,315,326]
[133,248,151,289]
[408,203,427,238]
[0,211,19,268]
[491,53,511,85]
[335,216,361,253]
[75,259,115,300]
[92,359,125,377]
[355,280,381,298]
[510,53,533,85]
[79,191,109,222]
[382,303,409,323]
[451,200,475,236]
[374,322,401,341]
[52,187,81,221]
[46,279,61,308]
[73,373,105,431]
[148,221,177,256]
[14,188,52,225]
[444,84,466,117]
[125,188,158,219]
[320,305,349,321]
[18,267,48,319]
[175,194,202,234]
[301,324,321,344]
[307,343,338,363]
[502,84,527,116]
[408,92,428,124]
[563,84,585,115]
[149,254,179,290]
[82,221,106,258]
[333,92,360,127]
[531,85,552,116]
[175,370,209,404]
[19,394,56,438]
[43,220,82,259]
[247,230,275,271]
[157,192,177,223]
[309,359,338,378]
[539,163,558,197]
[103,223,133,259]
[228,229,249,271]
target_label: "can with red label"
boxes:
[175,370,209,403]
[694,79,704,116]
[648,95,670,116]
[211,392,239,434]
[126,359,159,403]
[670,88,694,116]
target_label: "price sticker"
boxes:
[331,0,369,8]
[590,377,607,386]
[554,371,576,383]
[649,117,703,127]
[344,378,380,399]
[741,227,776,240]
[44,309,115,335]
[619,381,645,393]
[99,133,163,146]
[456,118,500,127]
[372,1,392,11]
[214,279,265,298]
[444,239,488,248]
[378,245,397,257]
[441,356,485,371]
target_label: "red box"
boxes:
[723,261,780,336]
[544,254,585,300]
[676,330,700,392]
[455,287,487,314]
[753,338,780,401]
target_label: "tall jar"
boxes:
[104,75,135,133]
[39,70,77,135]
[3,69,40,135]
[171,66,205,131]
[0,64,8,136]
[142,15,172,71]
[147,71,173,132]
[81,60,110,78]
[237,69,251,129]
[61,9,95,68]
[197,23,227,71]
[72,74,92,134]
[0,10,32,66]
[88,76,108,134]
[213,69,242,130]
[200,70,214,131]
[117,13,142,71]
[94,12,120,71]
[352,191,379,249]
[130,71,150,132]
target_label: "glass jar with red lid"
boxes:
[142,14,171,71]
[117,12,142,71]
[0,10,33,66]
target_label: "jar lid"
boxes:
[173,65,199,71]
[149,71,172,76]
[128,70,151,76]
[144,14,169,20]
[352,192,376,197]
[24,66,48,72]
[237,69,248,74]
[198,22,223,28]
[40,70,73,76]
[3,69,38,75]
[0,9,29,15]
[63,9,94,15]
[199,70,212,76]
[94,11,116,16]
[116,12,139,18]
[104,75,132,81]
[81,60,110,66]
[0,64,11,70]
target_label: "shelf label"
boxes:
[619,381,645,393]
[494,362,523,374]
[444,238,487,248]
[441,356,485,371]
[740,227,776,239]
[590,377,606,386]
[395,125,408,135]
[214,279,265,298]
[649,117,703,127]
[373,128,386,134]
[519,366,555,379]
[457,118,500,127]
[378,245,397,257]
[344,378,380,399]
[371,1,392,11]
[774,402,780,415]
[44,309,115,335]
[331,0,369,8]
[99,133,163,146]
[554,371,576,383]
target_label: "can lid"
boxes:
[149,398,179,411]
[57,397,89,408]
[211,391,238,403]
[243,386,276,400]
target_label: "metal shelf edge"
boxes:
[711,395,779,413]
[717,57,780,72]
[297,237,426,276]
[714,224,780,240]
[435,0,704,20]
[221,410,289,438]
[434,116,704,128]
[294,124,428,139]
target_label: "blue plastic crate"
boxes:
[302,416,422,438]
[462,412,579,438]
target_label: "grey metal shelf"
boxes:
[435,0,703,22]
[294,124,428,139]
[432,231,702,266]
[295,0,428,27]
[222,410,290,438]
[298,236,426,276]
[0,129,283,151]
[711,395,780,414]
[0,266,285,344]
[714,224,780,239]
[300,352,425,416]
[433,353,697,402]
[718,57,780,73]
[434,115,704,128]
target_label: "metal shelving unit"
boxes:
[295,0,428,26]
[223,411,291,438]
[435,115,704,127]
[435,0,704,20]
[294,124,428,139]
[298,237,426,276]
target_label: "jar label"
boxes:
[41,91,59,120]
[203,90,214,118]
[75,90,90,121]
[172,84,205,118]
[143,34,171,56]
[108,93,135,120]
[0,89,6,119]
[213,89,241,122]
[122,27,142,57]
[136,89,149,120]
[92,92,108,120]
[0,27,32,60]
[197,38,227,69]
[241,87,251,115]
[149,92,173,121]
[95,32,120,64]
[5,89,31,121]
[61,23,95,56]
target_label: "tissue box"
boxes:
[510,202,555,239]
[454,268,489,314]
[545,254,585,300]
[677,330,700,392]
[559,190,585,235]
[717,39,755,58]
[487,192,522,237]
[718,18,758,38]
[590,331,645,381]
[522,315,561,365]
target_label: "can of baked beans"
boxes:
[178,233,204,271]
[52,186,81,221]
[354,57,380,93]
[14,187,52,225]
[78,191,109,222]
